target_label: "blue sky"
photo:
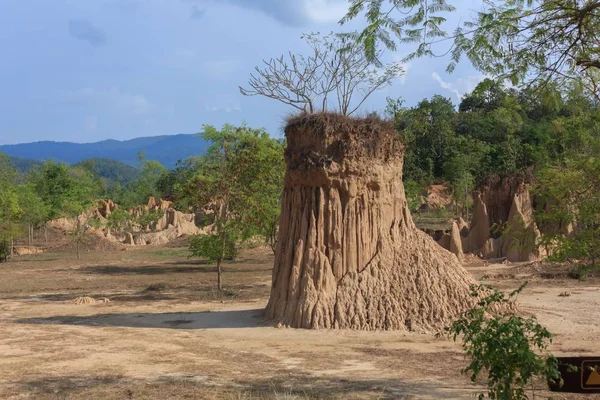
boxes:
[0,0,486,145]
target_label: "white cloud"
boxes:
[303,0,347,23]
[390,56,411,85]
[432,72,485,101]
[67,88,152,115]
[198,0,346,26]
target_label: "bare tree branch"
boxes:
[240,32,404,115]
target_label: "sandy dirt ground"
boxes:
[0,246,598,399]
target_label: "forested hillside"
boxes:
[0,134,208,169]
[8,156,43,174]
[73,158,140,184]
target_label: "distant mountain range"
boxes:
[0,134,208,169]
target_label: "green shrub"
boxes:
[445,283,561,399]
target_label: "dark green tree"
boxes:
[29,161,98,220]
[0,154,23,258]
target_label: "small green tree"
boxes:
[446,283,561,399]
[189,232,238,291]
[68,217,101,261]
[183,123,285,291]
[106,208,135,236]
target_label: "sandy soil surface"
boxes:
[0,247,598,399]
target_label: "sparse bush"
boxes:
[106,208,134,236]
[445,283,561,399]
[403,180,422,212]
[137,209,164,232]
[145,283,168,292]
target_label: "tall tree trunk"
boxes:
[217,231,227,292]
[216,257,222,292]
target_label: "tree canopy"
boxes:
[342,0,600,100]
[186,123,285,290]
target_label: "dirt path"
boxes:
[0,248,598,399]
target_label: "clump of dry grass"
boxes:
[144,282,169,292]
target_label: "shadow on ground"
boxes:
[17,309,265,329]
[81,264,272,275]
[8,291,176,302]
[81,264,215,275]
[13,373,475,399]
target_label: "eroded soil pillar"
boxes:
[265,114,475,331]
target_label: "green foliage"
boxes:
[536,138,600,275]
[403,180,422,212]
[156,159,199,210]
[75,158,140,184]
[446,284,561,399]
[387,80,600,203]
[106,208,135,235]
[0,154,24,242]
[29,161,99,219]
[16,184,48,227]
[184,123,285,289]
[7,156,43,175]
[137,209,164,231]
[342,0,600,101]
[80,153,170,209]
[189,233,238,263]
[75,158,140,198]
[0,239,9,262]
[396,95,456,180]
[113,159,166,208]
[183,123,285,244]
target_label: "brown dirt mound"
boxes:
[71,296,96,304]
[165,235,191,248]
[266,113,476,332]
[462,173,545,262]
[421,184,452,210]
